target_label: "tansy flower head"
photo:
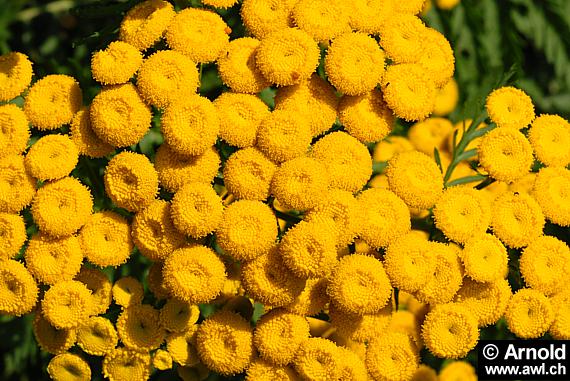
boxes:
[76,316,118,356]
[75,267,113,315]
[116,304,165,351]
[91,41,143,85]
[0,212,26,260]
[505,288,554,339]
[255,28,320,86]
[216,200,277,261]
[532,167,570,226]
[388,310,423,350]
[217,37,270,93]
[223,147,276,201]
[152,349,173,370]
[325,32,385,96]
[491,191,545,248]
[112,276,144,307]
[0,104,30,158]
[241,0,298,39]
[416,28,455,88]
[339,89,394,143]
[285,277,328,316]
[119,0,175,51]
[31,176,93,238]
[0,52,33,101]
[455,278,512,327]
[349,0,394,33]
[147,262,170,300]
[486,86,535,129]
[136,49,199,109]
[24,74,82,130]
[292,0,351,42]
[528,114,570,167]
[394,0,428,15]
[155,144,220,193]
[0,259,38,316]
[246,359,298,381]
[461,233,508,283]
[70,107,114,158]
[433,78,459,116]
[166,325,200,366]
[80,211,132,268]
[42,280,93,329]
[439,361,477,381]
[170,182,224,239]
[214,92,270,148]
[408,117,453,156]
[24,234,83,285]
[196,310,254,376]
[160,298,200,333]
[254,308,310,365]
[380,15,427,63]
[337,346,369,381]
[166,8,230,63]
[90,83,152,148]
[103,151,158,212]
[366,332,419,381]
[102,348,151,381]
[25,134,78,181]
[32,312,76,354]
[421,303,479,359]
[161,95,219,157]
[293,338,342,381]
[373,135,414,163]
[550,291,570,340]
[47,353,91,381]
[329,303,392,343]
[163,245,227,303]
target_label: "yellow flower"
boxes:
[163,245,227,303]
[166,8,230,63]
[24,74,82,130]
[528,114,570,167]
[327,254,392,315]
[119,0,175,51]
[439,361,477,381]
[366,332,419,381]
[491,191,545,248]
[136,49,199,109]
[386,151,443,209]
[42,280,93,329]
[0,52,33,101]
[223,147,277,201]
[285,277,328,316]
[152,349,173,370]
[411,364,438,381]
[160,299,200,333]
[90,83,152,148]
[196,310,254,376]
[91,41,143,85]
[75,267,113,315]
[217,37,270,93]
[25,134,79,181]
[339,90,394,143]
[171,182,223,238]
[31,177,92,237]
[246,359,298,381]
[325,32,385,96]
[25,234,83,285]
[293,338,342,380]
[373,136,414,163]
[32,312,76,354]
[161,95,219,157]
[486,86,535,129]
[256,109,312,163]
[388,310,422,350]
[384,233,437,293]
[532,167,570,226]
[216,200,277,261]
[271,157,329,211]
[47,353,91,381]
[435,0,461,10]
[104,151,158,212]
[348,0,394,34]
[241,246,305,307]
[214,92,270,148]
[461,234,508,282]
[0,259,37,316]
[415,243,463,305]
[102,348,151,381]
[117,304,165,351]
[255,28,320,86]
[80,211,132,267]
[291,0,350,42]
[112,276,144,307]
[379,15,427,63]
[0,104,30,158]
[240,0,297,39]
[433,78,459,116]
[329,303,392,343]
[416,28,455,88]
[433,186,491,244]
[166,324,200,367]
[421,304,479,359]
[70,107,114,158]
[505,288,554,339]
[280,219,338,279]
[454,278,512,327]
[394,0,428,15]
[155,144,220,193]
[76,316,118,356]
[357,188,411,249]
[337,346,368,381]
[408,117,453,156]
[381,63,436,121]
[550,290,570,339]
[520,235,570,296]
[254,308,310,365]
[147,262,170,300]
[311,131,372,193]
[0,213,26,260]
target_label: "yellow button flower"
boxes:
[75,267,113,315]
[532,166,570,226]
[32,312,76,355]
[240,0,297,39]
[112,276,144,307]
[293,338,342,381]
[70,107,114,158]
[486,86,535,129]
[91,41,143,85]
[454,278,512,328]
[528,114,570,167]
[0,259,38,316]
[339,90,394,143]
[160,299,200,333]
[217,37,270,93]
[0,104,30,158]
[47,353,91,381]
[119,0,175,51]
[366,332,419,381]
[116,304,165,351]
[42,280,93,329]
[0,212,26,260]
[461,233,508,283]
[505,288,554,339]
[0,52,33,101]
[102,348,151,381]
[25,134,78,181]
[292,0,351,42]
[76,316,118,356]
[223,147,277,201]
[25,234,83,285]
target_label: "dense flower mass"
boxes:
[2,1,568,380]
